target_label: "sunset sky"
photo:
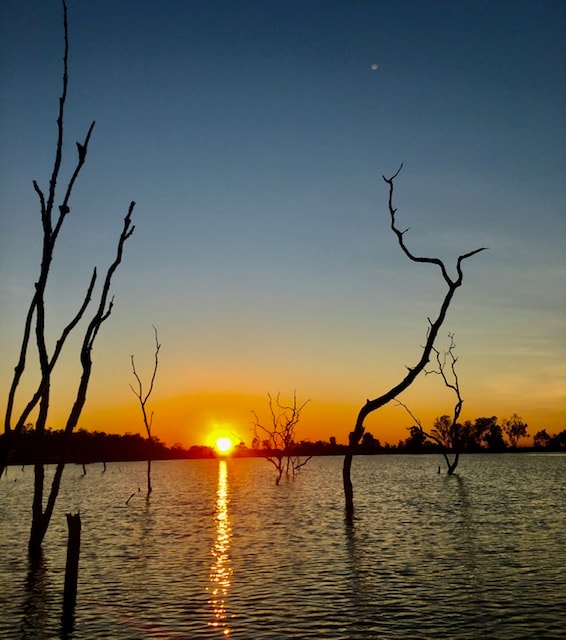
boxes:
[1,1,564,449]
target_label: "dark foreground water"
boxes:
[0,454,564,639]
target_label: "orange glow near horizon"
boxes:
[53,387,565,451]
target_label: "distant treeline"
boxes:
[4,427,207,466]
[3,420,565,467]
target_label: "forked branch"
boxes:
[252,391,311,485]
[343,165,486,514]
[353,166,485,432]
[39,206,136,531]
[1,0,137,551]
[130,325,161,439]
[395,334,464,474]
[426,333,463,431]
[4,2,98,438]
[130,324,161,497]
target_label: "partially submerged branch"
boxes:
[32,205,136,550]
[343,166,486,514]
[130,325,161,496]
[0,0,136,552]
[420,334,464,474]
[252,391,311,485]
[130,325,161,438]
[426,333,463,436]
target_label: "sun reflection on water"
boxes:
[207,460,233,636]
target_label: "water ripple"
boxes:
[0,454,564,639]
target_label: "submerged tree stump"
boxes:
[62,511,81,629]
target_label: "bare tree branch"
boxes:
[5,10,96,438]
[39,209,135,535]
[12,269,98,432]
[395,334,464,474]
[343,166,486,514]
[0,0,137,552]
[426,333,463,432]
[252,391,311,485]
[130,324,160,497]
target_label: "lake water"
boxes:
[0,454,564,639]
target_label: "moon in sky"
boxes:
[371,63,379,70]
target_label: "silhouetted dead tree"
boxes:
[395,333,463,474]
[343,165,486,516]
[426,334,463,473]
[0,1,135,556]
[130,325,161,497]
[251,391,311,485]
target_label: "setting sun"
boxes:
[215,436,234,455]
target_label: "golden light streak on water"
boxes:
[2,456,564,638]
[207,460,233,636]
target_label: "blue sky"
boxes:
[1,1,564,446]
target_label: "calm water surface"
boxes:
[0,454,564,639]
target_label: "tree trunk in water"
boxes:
[29,519,48,561]
[147,458,152,496]
[29,464,47,560]
[62,512,81,632]
[343,452,354,518]
[447,452,460,475]
[340,166,485,516]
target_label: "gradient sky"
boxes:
[1,0,565,449]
